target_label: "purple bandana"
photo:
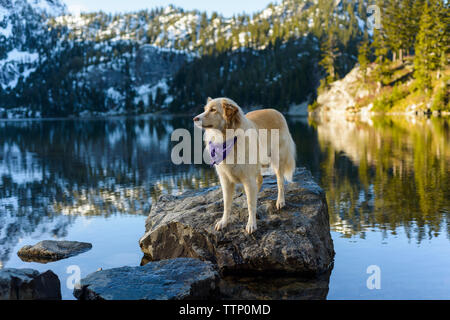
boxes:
[209,136,238,165]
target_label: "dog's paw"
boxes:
[215,218,228,231]
[245,220,257,234]
[276,198,285,210]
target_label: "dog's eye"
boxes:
[210,108,216,112]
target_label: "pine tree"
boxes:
[434,0,449,79]
[414,1,442,92]
[123,60,135,113]
[383,0,402,61]
[358,31,371,82]
[371,26,390,89]
[319,26,339,87]
[383,0,425,61]
[408,0,426,56]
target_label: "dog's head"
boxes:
[193,97,241,131]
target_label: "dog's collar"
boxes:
[209,136,238,166]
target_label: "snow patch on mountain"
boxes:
[2,49,39,63]
[134,79,172,108]
[0,49,40,89]
[0,5,9,20]
[0,22,12,37]
[0,0,66,91]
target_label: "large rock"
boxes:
[17,240,92,263]
[139,168,334,275]
[73,258,219,300]
[314,66,370,115]
[0,268,61,300]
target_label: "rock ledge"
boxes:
[140,168,335,275]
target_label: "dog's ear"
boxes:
[207,97,213,104]
[222,100,240,129]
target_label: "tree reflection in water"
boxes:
[0,114,449,268]
[290,115,450,243]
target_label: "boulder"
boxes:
[17,240,92,263]
[73,258,219,300]
[0,268,61,300]
[139,168,334,275]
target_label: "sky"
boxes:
[64,0,277,17]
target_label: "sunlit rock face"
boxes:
[140,168,335,276]
[313,66,370,115]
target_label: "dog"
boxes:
[193,97,296,234]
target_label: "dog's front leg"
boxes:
[243,179,258,234]
[275,168,285,210]
[215,176,235,231]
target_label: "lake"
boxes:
[0,114,449,300]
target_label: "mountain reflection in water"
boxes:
[0,114,449,299]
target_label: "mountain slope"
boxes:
[51,1,315,53]
[0,0,65,91]
[1,0,371,117]
[311,58,449,116]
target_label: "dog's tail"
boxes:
[283,131,296,182]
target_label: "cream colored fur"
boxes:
[193,97,296,234]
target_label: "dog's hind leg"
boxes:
[215,177,235,231]
[243,178,258,234]
[273,133,295,210]
[275,167,285,210]
[257,173,263,193]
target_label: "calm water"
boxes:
[0,114,449,300]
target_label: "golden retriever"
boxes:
[193,97,296,234]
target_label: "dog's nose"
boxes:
[193,117,199,122]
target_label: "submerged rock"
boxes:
[139,168,334,275]
[0,268,61,300]
[73,258,219,300]
[17,240,92,263]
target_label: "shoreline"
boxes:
[0,111,194,121]
[310,110,450,118]
[2,110,449,121]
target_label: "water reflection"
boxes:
[219,271,331,300]
[0,114,449,271]
[0,116,218,266]
[295,115,450,243]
